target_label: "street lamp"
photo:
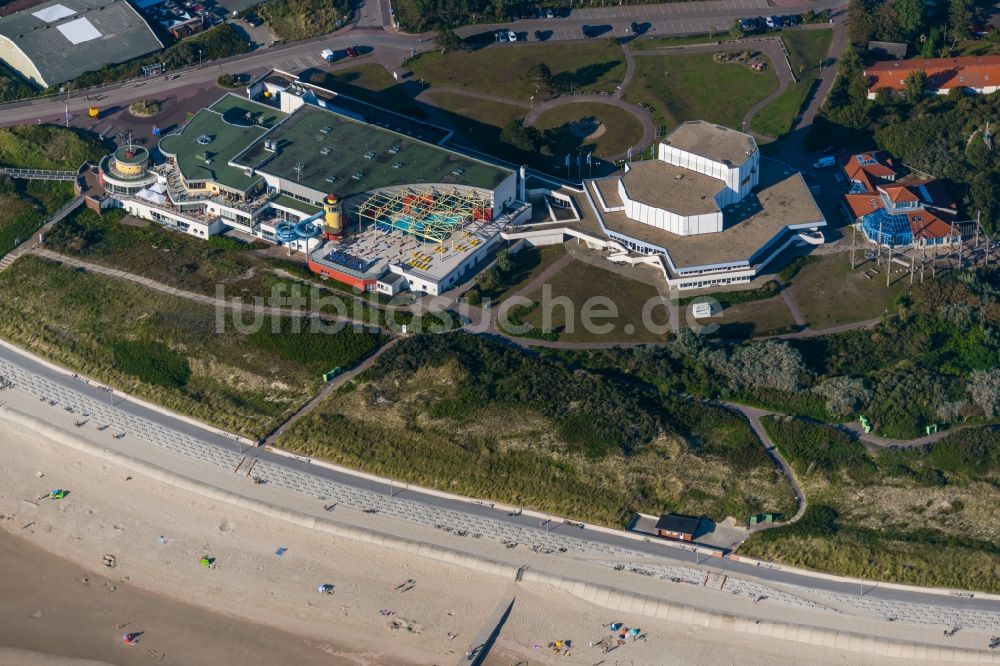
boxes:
[198,49,203,69]
[530,95,534,109]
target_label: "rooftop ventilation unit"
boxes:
[387,145,401,155]
[319,126,332,135]
[320,146,331,156]
[364,151,376,159]
[392,162,402,169]
[325,175,338,183]
[196,134,212,145]
[451,168,464,177]
[263,139,277,152]
[352,171,364,181]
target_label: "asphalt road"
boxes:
[0,340,997,616]
[0,0,847,127]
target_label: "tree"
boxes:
[895,0,924,37]
[477,267,500,292]
[967,369,1000,418]
[500,118,540,152]
[966,132,990,168]
[970,171,999,231]
[730,18,745,40]
[813,376,872,417]
[949,0,971,41]
[920,26,942,58]
[521,62,553,95]
[436,27,462,52]
[903,69,927,103]
[873,2,902,42]
[495,248,512,273]
[710,340,811,393]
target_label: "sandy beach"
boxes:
[0,411,959,666]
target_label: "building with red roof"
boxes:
[865,55,1000,99]
[841,152,961,248]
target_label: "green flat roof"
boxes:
[233,104,511,197]
[271,194,322,215]
[158,94,288,193]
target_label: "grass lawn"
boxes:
[277,333,797,526]
[490,245,566,302]
[787,252,910,329]
[629,33,718,51]
[750,29,832,137]
[781,28,832,80]
[424,90,526,126]
[750,80,811,137]
[742,419,1000,593]
[626,52,779,131]
[700,295,798,339]
[0,124,105,170]
[0,255,387,438]
[409,43,626,101]
[516,258,670,343]
[532,102,643,158]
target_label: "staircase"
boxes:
[234,456,256,477]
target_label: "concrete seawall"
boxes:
[4,407,998,663]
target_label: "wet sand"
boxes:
[0,529,383,666]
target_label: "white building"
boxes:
[504,122,826,291]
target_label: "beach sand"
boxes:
[0,414,949,666]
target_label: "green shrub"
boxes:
[761,415,875,481]
[111,339,191,388]
[248,317,388,374]
[259,0,350,41]
[778,255,819,282]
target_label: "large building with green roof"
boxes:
[97,91,526,294]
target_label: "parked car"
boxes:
[345,46,357,58]
[242,13,262,26]
[545,7,554,18]
[766,15,783,29]
[784,14,802,25]
[507,30,518,41]
[496,30,508,42]
[812,156,836,169]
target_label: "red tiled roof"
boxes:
[844,152,898,192]
[907,210,954,240]
[880,184,920,203]
[865,55,1000,93]
[844,193,884,219]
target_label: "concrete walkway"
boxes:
[780,287,807,328]
[260,336,401,447]
[720,402,807,530]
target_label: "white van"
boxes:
[812,156,836,169]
